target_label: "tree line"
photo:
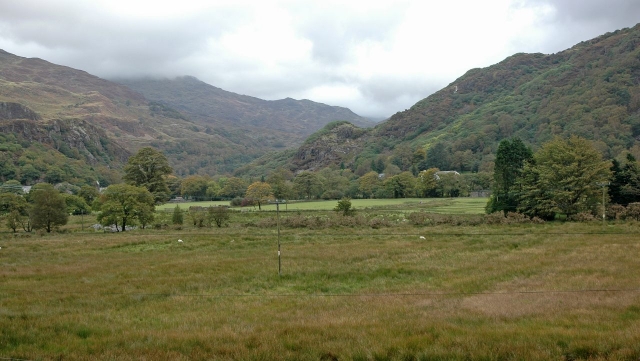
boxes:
[487,136,640,220]
[3,136,640,233]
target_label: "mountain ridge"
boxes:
[115,75,374,142]
[236,23,640,177]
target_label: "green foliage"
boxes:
[64,194,89,215]
[208,206,230,227]
[358,171,380,199]
[123,147,173,204]
[518,136,612,219]
[293,172,323,199]
[334,197,355,216]
[180,175,209,200]
[95,184,155,231]
[78,185,99,205]
[609,154,640,206]
[245,181,273,210]
[384,172,416,198]
[172,205,184,225]
[30,183,68,233]
[219,177,248,199]
[487,137,533,214]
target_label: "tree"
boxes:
[293,172,323,200]
[267,169,294,201]
[422,142,451,171]
[30,183,68,233]
[78,185,99,205]
[358,171,380,198]
[181,175,209,200]
[0,192,29,233]
[318,168,350,199]
[518,136,611,219]
[95,184,155,231]
[64,194,89,215]
[208,206,230,227]
[219,177,248,199]
[172,205,184,225]
[487,138,533,214]
[610,154,640,206]
[384,171,416,198]
[245,182,273,210]
[416,168,439,197]
[436,172,466,198]
[123,147,173,204]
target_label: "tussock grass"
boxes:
[1,222,640,360]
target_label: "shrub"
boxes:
[334,197,355,216]
[568,212,598,222]
[230,197,243,207]
[624,203,640,221]
[370,217,391,229]
[484,212,507,225]
[407,211,433,226]
[607,204,626,220]
[208,206,230,227]
[172,205,184,225]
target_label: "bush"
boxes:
[568,212,598,222]
[209,206,230,227]
[230,197,243,207]
[624,203,640,221]
[334,197,355,216]
[369,217,391,229]
[172,205,184,225]
[607,204,626,220]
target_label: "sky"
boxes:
[0,1,639,119]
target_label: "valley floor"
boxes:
[1,221,639,360]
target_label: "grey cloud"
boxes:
[295,4,406,65]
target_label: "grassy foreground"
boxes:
[1,220,640,360]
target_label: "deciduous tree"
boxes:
[95,184,155,231]
[219,177,248,199]
[358,171,380,198]
[123,147,173,204]
[293,172,323,200]
[30,183,68,233]
[518,136,611,219]
[416,168,439,197]
[245,182,273,210]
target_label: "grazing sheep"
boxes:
[178,239,183,243]
[419,236,426,240]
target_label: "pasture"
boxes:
[1,211,640,360]
[156,197,488,214]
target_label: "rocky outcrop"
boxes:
[0,118,130,164]
[293,122,369,171]
[0,102,40,120]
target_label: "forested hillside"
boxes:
[248,24,639,177]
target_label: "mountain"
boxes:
[115,76,374,145]
[237,23,640,177]
[0,49,266,184]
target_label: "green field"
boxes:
[2,215,640,360]
[157,197,488,214]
